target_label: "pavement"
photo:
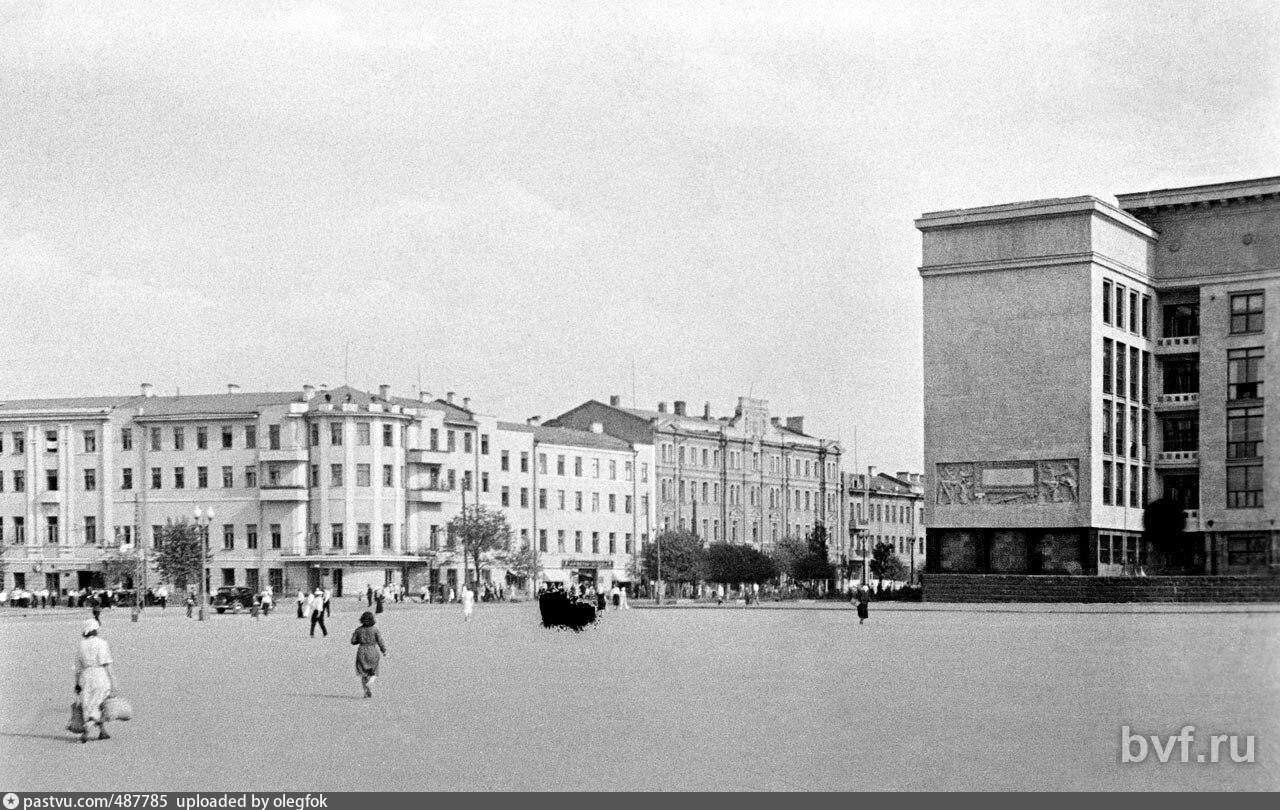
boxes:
[1,599,1277,791]
[634,599,1280,614]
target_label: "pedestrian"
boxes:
[420,584,429,603]
[595,587,606,614]
[87,592,102,623]
[261,590,273,617]
[716,584,725,605]
[184,592,195,618]
[461,585,475,622]
[322,588,332,618]
[309,589,328,637]
[74,619,117,743]
[855,583,871,624]
[374,589,385,614]
[296,590,306,618]
[157,585,168,611]
[366,585,374,608]
[447,586,455,604]
[610,584,621,610]
[351,611,388,698]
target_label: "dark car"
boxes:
[212,586,256,613]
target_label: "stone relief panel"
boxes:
[935,459,1079,506]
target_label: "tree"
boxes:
[794,524,834,583]
[151,520,211,589]
[499,544,540,592]
[101,546,141,589]
[869,541,907,589]
[702,543,778,585]
[772,535,810,581]
[640,530,703,585]
[447,505,513,585]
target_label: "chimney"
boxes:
[609,395,621,407]
[462,396,471,411]
[897,471,910,482]
[303,384,315,401]
[703,401,711,419]
[673,400,686,416]
[786,416,804,433]
[140,383,154,398]
[227,383,241,396]
[418,390,430,402]
[657,402,667,413]
[527,416,541,426]
[379,384,391,400]
[446,391,455,404]
[770,416,780,426]
[590,422,604,434]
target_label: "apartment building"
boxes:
[916,176,1277,577]
[0,384,653,596]
[548,395,842,551]
[846,471,926,583]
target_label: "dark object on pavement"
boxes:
[538,589,597,632]
[211,586,256,613]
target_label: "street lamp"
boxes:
[192,506,214,621]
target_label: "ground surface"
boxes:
[1,599,1277,791]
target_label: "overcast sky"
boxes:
[2,0,1277,473]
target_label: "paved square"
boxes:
[1,600,1277,791]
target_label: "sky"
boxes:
[2,0,1278,474]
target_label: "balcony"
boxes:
[1154,335,1199,355]
[408,486,451,504]
[1154,449,1199,468]
[259,447,308,462]
[1153,392,1200,411]
[39,489,62,505]
[258,484,309,502]
[407,448,448,465]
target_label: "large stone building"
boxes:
[917,176,1278,578]
[0,384,654,597]
[847,470,926,584]
[548,396,843,551]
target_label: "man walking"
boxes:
[322,588,332,618]
[855,583,871,625]
[366,585,374,608]
[309,588,328,637]
[157,585,168,610]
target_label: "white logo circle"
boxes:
[3,793,19,810]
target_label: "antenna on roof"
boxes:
[344,342,350,386]
[630,355,637,407]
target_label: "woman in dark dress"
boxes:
[350,611,387,698]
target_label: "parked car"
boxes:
[212,586,256,613]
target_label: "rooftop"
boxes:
[915,195,1156,239]
[1116,175,1280,213]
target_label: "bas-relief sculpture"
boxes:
[935,459,1078,506]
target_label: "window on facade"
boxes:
[1227,348,1264,400]
[270,524,282,550]
[331,523,344,548]
[83,430,97,453]
[268,424,281,450]
[120,428,132,451]
[538,489,547,509]
[1129,347,1140,400]
[1141,295,1151,338]
[384,465,394,487]
[480,434,489,455]
[308,424,319,447]
[330,423,343,446]
[520,452,529,472]
[223,524,235,550]
[221,426,233,449]
[1226,464,1264,508]
[1230,292,1264,334]
[1161,414,1199,452]
[1115,405,1126,457]
[501,450,509,471]
[520,487,529,508]
[356,464,371,487]
[196,466,208,488]
[1115,284,1126,330]
[384,424,394,448]
[1129,291,1139,333]
[501,486,510,507]
[1227,407,1264,460]
[357,423,371,445]
[173,467,185,489]
[1227,534,1268,566]
[247,524,258,550]
[538,529,547,552]
[84,516,96,545]
[1163,358,1199,394]
[1102,461,1113,505]
[1103,281,1112,324]
[245,466,257,488]
[1162,303,1199,338]
[83,468,96,491]
[429,428,439,451]
[331,464,343,487]
[1114,463,1125,508]
[244,426,257,449]
[46,516,59,544]
[1115,341,1127,397]
[121,468,133,490]
[357,523,370,549]
[150,427,162,452]
[383,524,393,550]
[1103,339,1113,394]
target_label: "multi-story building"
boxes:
[846,470,926,583]
[916,175,1278,578]
[548,395,842,551]
[0,384,653,597]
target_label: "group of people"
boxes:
[297,588,333,636]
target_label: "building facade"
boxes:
[548,395,843,552]
[917,176,1278,577]
[847,471,926,584]
[0,384,653,597]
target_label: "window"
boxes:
[1230,292,1264,334]
[480,472,489,493]
[268,424,281,450]
[1115,341,1127,398]
[429,428,439,451]
[609,533,617,554]
[556,530,566,552]
[1227,407,1264,460]
[13,516,24,544]
[121,468,133,490]
[331,523,345,548]
[520,487,529,508]
[625,533,633,554]
[538,489,547,509]
[1162,303,1199,338]
[330,423,343,446]
[1162,414,1199,452]
[575,491,583,511]
[557,490,566,510]
[357,523,371,549]
[592,492,600,512]
[591,532,600,553]
[1227,534,1268,566]
[47,516,59,544]
[1141,295,1151,338]
[357,464,372,487]
[197,466,208,488]
[245,466,257,488]
[1103,280,1112,324]
[608,494,617,513]
[382,524,393,550]
[609,460,617,480]
[1129,406,1140,458]
[173,467,185,489]
[1115,284,1126,329]
[307,424,319,447]
[218,426,232,449]
[625,461,633,481]
[574,456,583,477]
[1130,464,1139,508]
[270,524,282,550]
[120,429,132,451]
[384,465,394,487]
[501,486,510,507]
[172,427,185,451]
[447,430,456,452]
[1098,534,1112,565]
[246,524,258,550]
[150,427,162,451]
[1129,290,1139,333]
[220,466,232,488]
[196,426,208,449]
[557,455,566,475]
[480,434,489,455]
[84,516,97,545]
[1102,461,1113,505]
[463,432,472,454]
[83,430,97,453]
[592,459,601,478]
[1114,463,1125,508]
[1103,338,1113,394]
[1228,348,1264,400]
[1129,347,1139,400]
[83,468,96,491]
[383,424,394,448]
[501,450,510,471]
[1115,405,1125,457]
[357,423,371,445]
[538,529,547,552]
[625,495,633,514]
[538,453,547,473]
[574,531,583,553]
[331,464,343,487]
[244,426,257,449]
[223,524,235,550]
[520,452,529,473]
[1163,358,1199,394]
[1227,465,1264,508]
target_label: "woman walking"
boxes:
[74,619,117,743]
[350,611,387,698]
[461,585,475,622]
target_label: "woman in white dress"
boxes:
[74,619,116,743]
[461,586,475,622]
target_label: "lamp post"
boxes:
[192,506,214,621]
